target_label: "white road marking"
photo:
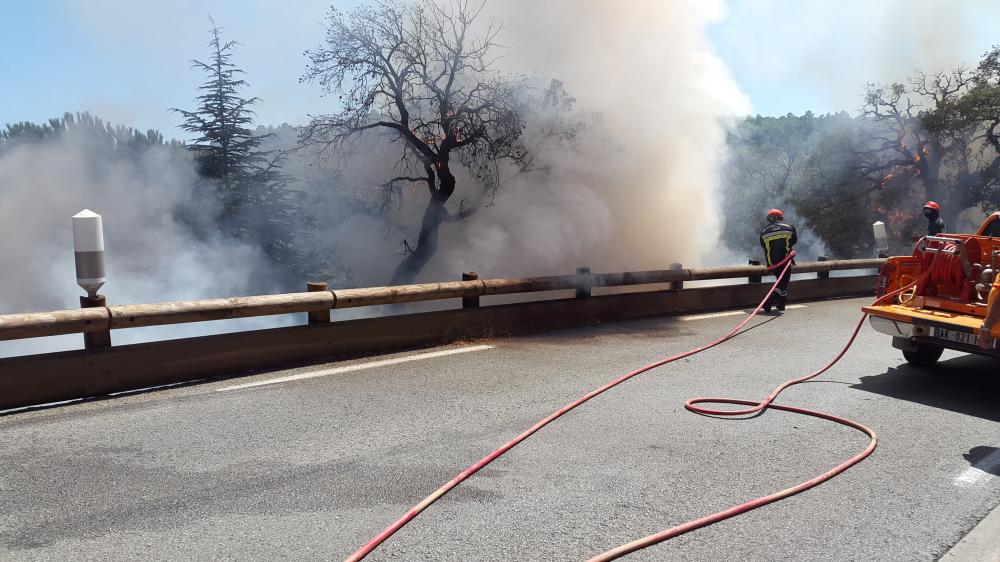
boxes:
[680,304,806,322]
[954,448,1000,488]
[217,344,496,392]
[108,381,196,397]
[680,310,745,322]
[0,398,82,415]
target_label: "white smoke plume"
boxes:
[419,0,751,279]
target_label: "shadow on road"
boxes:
[964,446,1000,476]
[852,355,1000,423]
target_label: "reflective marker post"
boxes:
[73,209,110,348]
[873,221,889,258]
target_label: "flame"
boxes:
[922,146,930,155]
[879,172,896,188]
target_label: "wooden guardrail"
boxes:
[0,259,883,411]
[0,258,882,342]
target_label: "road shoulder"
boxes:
[939,500,1000,561]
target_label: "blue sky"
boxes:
[2,1,999,137]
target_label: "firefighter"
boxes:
[924,201,946,236]
[759,208,797,312]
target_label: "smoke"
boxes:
[0,1,770,357]
[421,0,751,278]
[257,124,426,287]
[0,128,292,357]
[715,0,994,114]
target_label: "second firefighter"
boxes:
[759,208,797,312]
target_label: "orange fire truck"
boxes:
[862,212,1000,365]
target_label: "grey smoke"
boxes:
[415,0,750,279]
[281,0,752,282]
[0,131,294,357]
[0,0,781,357]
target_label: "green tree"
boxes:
[789,116,879,257]
[2,112,185,156]
[720,112,826,256]
[927,46,1000,210]
[172,19,301,278]
[173,20,272,225]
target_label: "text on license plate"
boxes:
[932,327,973,345]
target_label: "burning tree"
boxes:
[858,68,981,222]
[301,0,527,284]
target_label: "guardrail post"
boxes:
[307,281,331,324]
[80,295,111,348]
[576,267,592,298]
[670,262,683,290]
[462,272,480,309]
[817,256,830,279]
[748,260,762,284]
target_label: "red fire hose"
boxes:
[347,252,926,561]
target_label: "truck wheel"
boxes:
[902,344,944,367]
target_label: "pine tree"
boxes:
[172,19,271,229]
[172,19,302,280]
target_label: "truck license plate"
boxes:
[932,327,973,345]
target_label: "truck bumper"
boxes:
[867,312,1000,357]
[868,315,914,338]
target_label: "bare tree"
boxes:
[301,0,527,283]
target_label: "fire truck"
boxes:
[862,212,1000,365]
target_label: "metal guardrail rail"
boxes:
[0,259,882,342]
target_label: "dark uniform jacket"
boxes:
[927,215,946,236]
[759,222,798,267]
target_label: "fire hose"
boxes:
[346,250,933,562]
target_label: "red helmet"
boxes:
[923,201,940,211]
[766,208,784,221]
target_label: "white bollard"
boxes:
[873,221,889,257]
[72,209,106,297]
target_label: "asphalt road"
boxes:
[1,296,998,561]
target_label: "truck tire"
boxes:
[902,343,944,367]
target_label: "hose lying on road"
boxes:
[347,252,928,562]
